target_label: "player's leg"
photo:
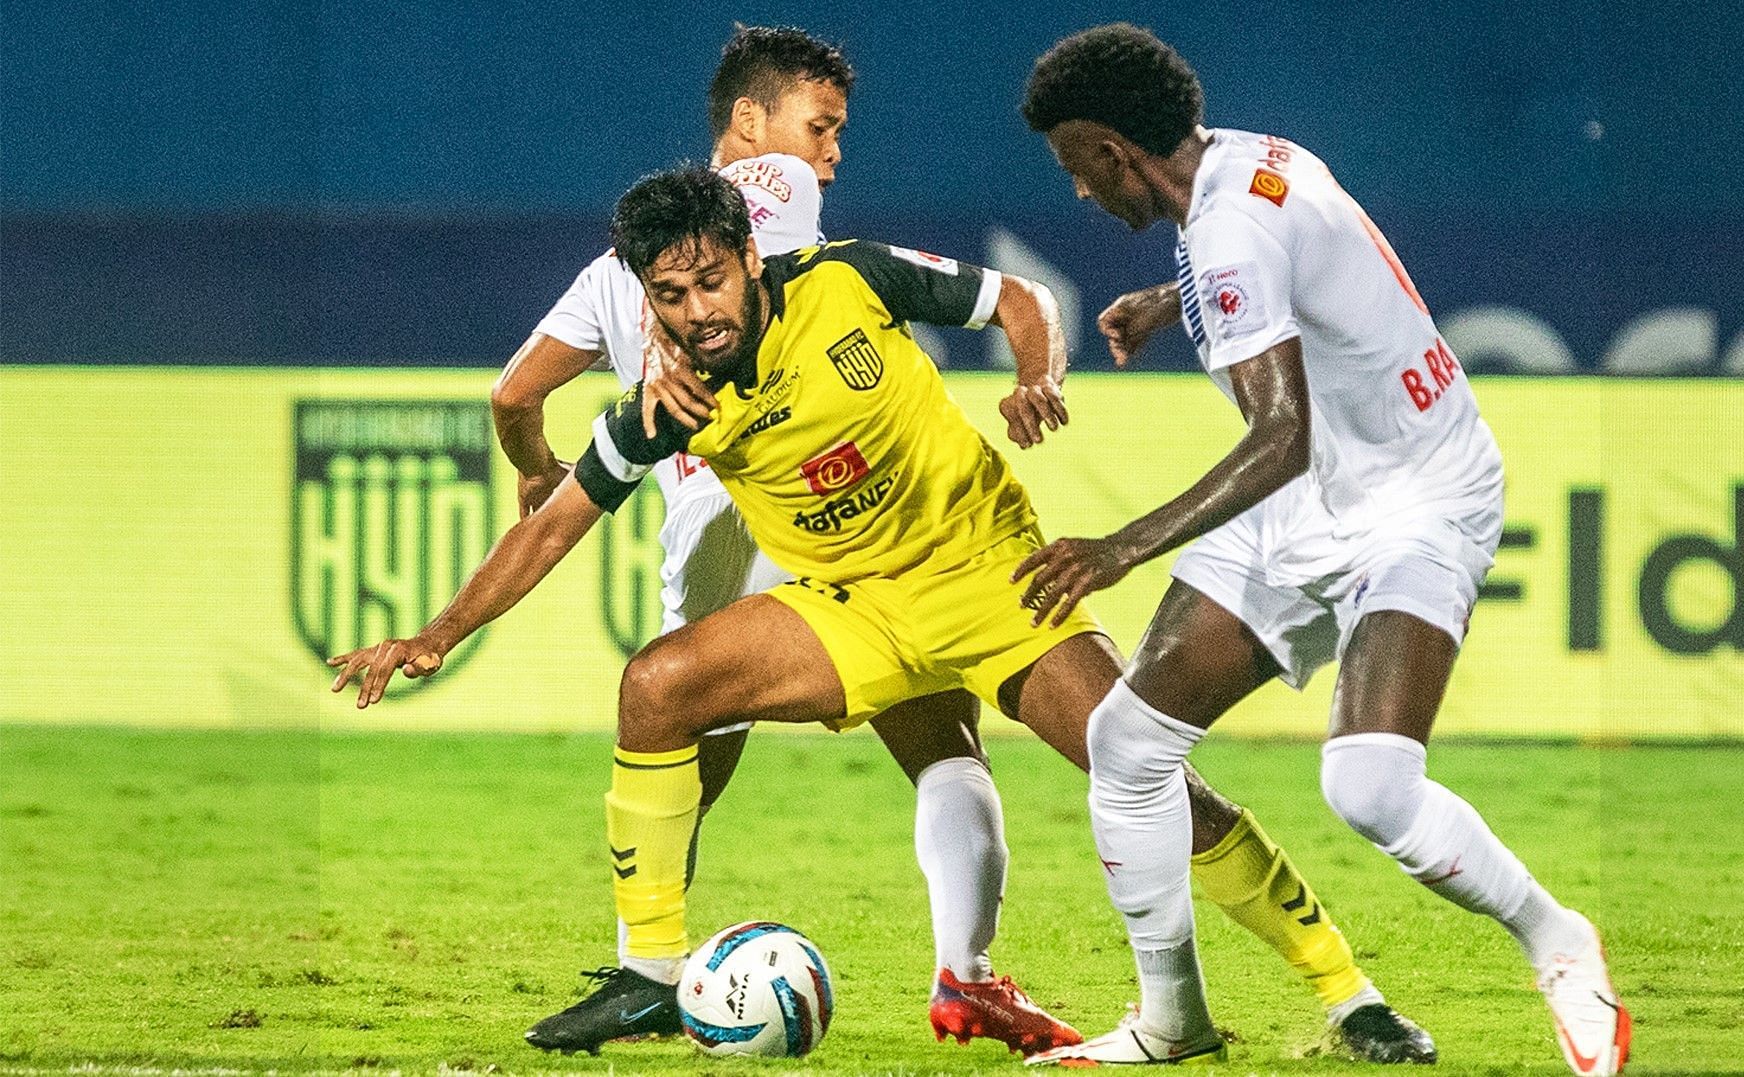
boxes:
[1023,582,1429,1065]
[617,498,767,968]
[870,694,1003,985]
[1324,608,1627,1075]
[869,693,1081,1054]
[1009,627,1225,1066]
[527,593,852,1055]
[1131,582,1433,1062]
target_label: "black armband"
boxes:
[574,443,641,513]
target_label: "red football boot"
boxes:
[929,967,1084,1056]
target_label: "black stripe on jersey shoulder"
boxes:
[762,240,876,307]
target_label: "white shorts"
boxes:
[657,489,792,734]
[1170,484,1502,690]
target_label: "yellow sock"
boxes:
[1191,808,1370,1011]
[605,745,701,961]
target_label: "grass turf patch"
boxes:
[1,726,1737,1074]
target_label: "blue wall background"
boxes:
[3,1,1738,371]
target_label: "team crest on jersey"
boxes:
[1249,169,1289,206]
[799,440,870,494]
[722,159,792,202]
[291,400,493,691]
[826,328,884,390]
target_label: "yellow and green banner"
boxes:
[1,369,1737,738]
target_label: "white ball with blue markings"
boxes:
[678,921,834,1057]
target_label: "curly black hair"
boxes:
[1021,23,1203,157]
[708,25,854,139]
[610,165,752,278]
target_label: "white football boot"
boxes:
[1024,1006,1226,1067]
[1537,915,1630,1076]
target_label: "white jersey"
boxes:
[1175,129,1503,556]
[533,152,825,512]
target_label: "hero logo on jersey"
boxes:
[799,441,871,495]
[885,245,959,275]
[1199,264,1266,339]
[722,159,793,202]
[826,328,884,390]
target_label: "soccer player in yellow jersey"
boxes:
[333,166,1432,1062]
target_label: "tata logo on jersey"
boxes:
[826,328,884,390]
[799,440,870,494]
[291,400,493,691]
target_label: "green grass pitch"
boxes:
[2,726,1739,1074]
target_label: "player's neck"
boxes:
[1147,126,1214,227]
[710,138,754,169]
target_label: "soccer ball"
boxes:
[678,921,834,1057]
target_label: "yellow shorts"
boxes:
[766,527,1104,729]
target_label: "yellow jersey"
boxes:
[576,240,1036,583]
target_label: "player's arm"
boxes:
[492,333,606,516]
[329,386,690,708]
[832,240,1069,447]
[1098,282,1183,367]
[328,471,606,708]
[1014,338,1310,624]
[989,274,1069,448]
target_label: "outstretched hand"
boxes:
[998,379,1069,448]
[1011,535,1138,626]
[328,635,447,709]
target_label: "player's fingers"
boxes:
[1049,583,1085,628]
[1021,555,1069,616]
[359,643,400,708]
[1011,546,1047,583]
[675,365,718,408]
[640,389,661,438]
[329,651,367,691]
[1040,384,1069,429]
[1014,395,1044,446]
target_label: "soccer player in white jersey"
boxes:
[1017,24,1629,1074]
[491,24,1434,1065]
[495,27,1079,1056]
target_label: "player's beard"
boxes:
[682,281,765,385]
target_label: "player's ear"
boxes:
[730,96,766,145]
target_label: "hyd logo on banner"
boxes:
[291,400,493,691]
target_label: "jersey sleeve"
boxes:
[1184,211,1298,371]
[720,153,824,257]
[573,385,694,512]
[532,251,617,351]
[828,241,1003,330]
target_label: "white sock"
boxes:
[1087,679,1214,1044]
[622,954,684,985]
[1321,733,1590,971]
[914,756,1006,984]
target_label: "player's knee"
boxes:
[1087,680,1197,807]
[619,642,704,735]
[1320,734,1429,847]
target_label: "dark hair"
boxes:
[1021,23,1204,157]
[610,165,753,278]
[707,25,854,139]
